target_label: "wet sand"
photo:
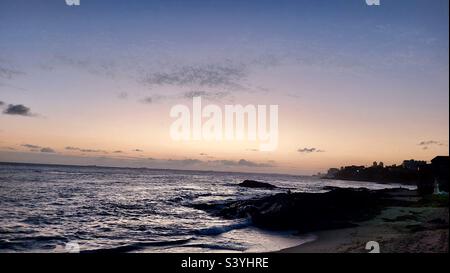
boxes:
[280,193,449,253]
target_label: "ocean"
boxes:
[0,162,414,253]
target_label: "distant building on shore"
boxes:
[325,168,340,178]
[325,156,449,192]
[402,159,427,171]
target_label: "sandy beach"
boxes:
[280,192,449,253]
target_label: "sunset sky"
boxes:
[0,0,448,175]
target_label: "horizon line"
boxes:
[0,161,312,178]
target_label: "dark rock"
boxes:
[428,218,447,225]
[238,180,277,189]
[382,214,418,222]
[193,187,416,233]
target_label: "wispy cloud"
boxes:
[139,90,231,105]
[418,140,444,146]
[141,62,247,90]
[298,147,325,153]
[53,55,117,79]
[167,158,202,166]
[21,144,56,153]
[199,153,215,159]
[418,140,445,150]
[139,94,169,104]
[0,64,24,80]
[236,159,274,168]
[162,158,274,168]
[182,90,230,100]
[65,146,108,153]
[140,96,155,104]
[213,159,275,168]
[117,92,128,99]
[141,96,155,104]
[22,144,41,149]
[40,147,56,153]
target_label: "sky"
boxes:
[0,0,448,175]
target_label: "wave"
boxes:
[81,238,193,253]
[177,243,247,251]
[194,220,250,236]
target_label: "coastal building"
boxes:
[325,168,339,178]
[402,159,427,171]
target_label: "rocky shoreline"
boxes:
[191,181,449,252]
[193,184,414,232]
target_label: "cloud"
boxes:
[53,55,117,79]
[139,90,231,105]
[65,146,108,153]
[139,94,168,104]
[237,159,274,168]
[182,90,230,100]
[20,144,56,153]
[113,150,123,153]
[141,62,247,89]
[418,140,444,146]
[167,158,202,165]
[183,91,208,98]
[297,147,325,153]
[3,104,34,116]
[133,149,143,152]
[140,97,153,104]
[117,92,128,99]
[40,147,56,153]
[213,159,275,168]
[418,140,445,150]
[22,144,41,149]
[163,158,274,168]
[214,160,238,166]
[46,55,280,97]
[0,101,4,106]
[199,152,215,159]
[0,65,24,80]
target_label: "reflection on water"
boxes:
[0,163,414,252]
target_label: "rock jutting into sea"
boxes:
[238,180,278,189]
[192,186,420,233]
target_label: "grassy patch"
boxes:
[418,194,449,207]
